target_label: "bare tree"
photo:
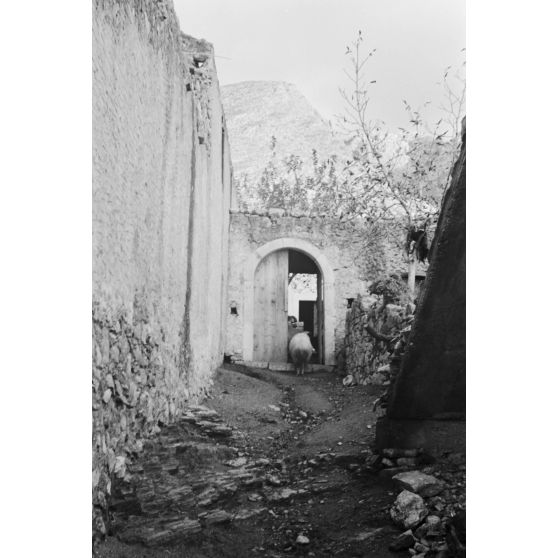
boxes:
[338,32,465,297]
[234,34,465,295]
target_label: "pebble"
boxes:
[296,534,310,545]
[263,472,281,486]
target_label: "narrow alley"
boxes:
[96,365,465,558]
[92,1,466,556]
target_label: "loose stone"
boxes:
[296,534,310,545]
[392,471,444,497]
[388,529,415,551]
[390,490,428,529]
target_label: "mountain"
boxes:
[221,81,348,182]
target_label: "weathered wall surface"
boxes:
[225,209,370,363]
[92,0,232,535]
[375,122,466,453]
[343,296,410,384]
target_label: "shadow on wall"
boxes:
[375,118,466,455]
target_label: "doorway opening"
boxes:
[253,248,324,364]
[287,250,321,364]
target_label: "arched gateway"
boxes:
[242,238,335,365]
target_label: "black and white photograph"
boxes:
[9,1,558,557]
[91,1,465,556]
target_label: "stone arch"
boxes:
[242,238,335,365]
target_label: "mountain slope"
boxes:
[221,81,348,182]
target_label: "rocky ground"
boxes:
[95,364,465,558]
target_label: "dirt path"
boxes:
[95,365,421,557]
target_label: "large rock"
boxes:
[390,490,428,529]
[392,470,444,497]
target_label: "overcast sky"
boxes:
[173,0,465,131]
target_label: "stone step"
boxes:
[109,402,272,547]
[117,500,270,547]
[118,517,202,546]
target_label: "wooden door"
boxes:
[253,250,289,361]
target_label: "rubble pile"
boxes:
[334,445,465,557]
[370,448,466,558]
[107,404,270,546]
[106,399,365,549]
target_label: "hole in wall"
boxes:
[193,54,208,68]
[346,298,355,308]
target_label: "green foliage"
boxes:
[234,33,465,285]
[368,274,407,305]
[338,34,464,255]
[237,134,343,214]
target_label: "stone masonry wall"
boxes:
[343,295,409,385]
[225,209,370,362]
[93,0,232,536]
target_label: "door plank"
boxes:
[253,250,289,361]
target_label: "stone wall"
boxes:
[92,0,232,536]
[386,124,466,420]
[225,209,371,363]
[343,296,410,384]
[375,120,466,454]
